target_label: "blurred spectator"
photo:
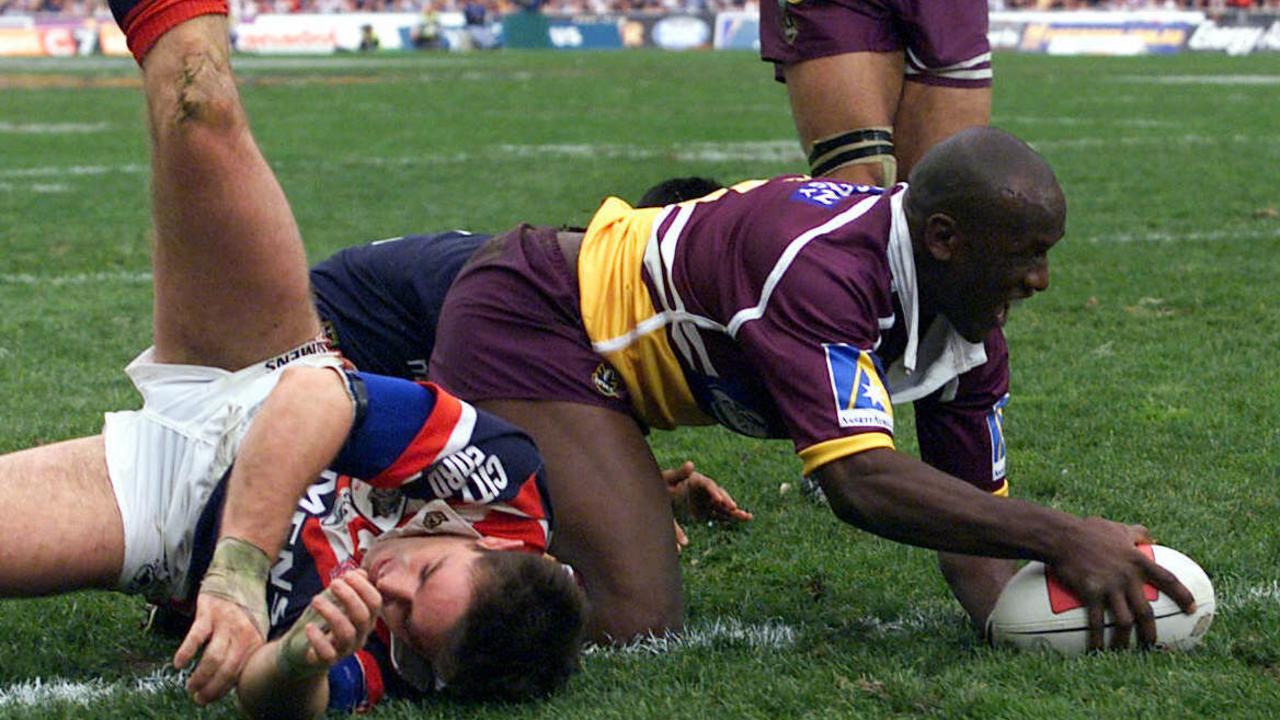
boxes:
[358,22,379,49]
[459,0,498,48]
[413,0,442,48]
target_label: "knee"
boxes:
[587,584,684,644]
[141,21,242,138]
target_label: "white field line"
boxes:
[584,617,798,656]
[1,224,1274,289]
[0,585,1275,706]
[0,121,110,134]
[1120,74,1280,86]
[0,270,152,286]
[0,182,70,193]
[0,163,146,179]
[1002,115,1176,129]
[3,225,1273,289]
[0,668,184,709]
[2,130,1275,187]
[1082,226,1280,244]
[1030,133,1275,150]
[1216,578,1280,611]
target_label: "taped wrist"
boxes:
[275,587,337,679]
[200,536,270,638]
[108,0,228,65]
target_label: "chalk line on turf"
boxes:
[0,668,185,709]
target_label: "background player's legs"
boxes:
[141,16,320,370]
[0,437,124,595]
[781,51,903,186]
[893,83,991,183]
[477,400,683,643]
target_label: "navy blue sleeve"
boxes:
[310,231,491,379]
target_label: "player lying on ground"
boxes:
[761,0,992,187]
[0,6,584,718]
[400,127,1197,649]
[150,179,752,647]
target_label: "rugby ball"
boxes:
[986,545,1215,655]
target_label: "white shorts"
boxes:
[103,338,342,603]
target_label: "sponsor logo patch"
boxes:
[789,180,882,208]
[987,394,1009,482]
[824,344,893,431]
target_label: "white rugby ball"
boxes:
[986,545,1215,655]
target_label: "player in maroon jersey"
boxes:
[427,128,1198,652]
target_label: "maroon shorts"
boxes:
[429,225,636,417]
[760,0,992,88]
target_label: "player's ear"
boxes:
[922,212,959,261]
[475,536,525,552]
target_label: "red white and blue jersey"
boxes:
[190,371,551,711]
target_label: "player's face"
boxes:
[942,225,1062,343]
[363,534,486,661]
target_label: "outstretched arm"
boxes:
[815,448,1196,650]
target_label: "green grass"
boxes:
[2,49,1279,718]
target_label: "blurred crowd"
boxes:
[3,0,1278,20]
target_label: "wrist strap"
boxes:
[199,536,270,637]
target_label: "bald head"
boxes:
[905,128,1068,343]
[905,127,1065,241]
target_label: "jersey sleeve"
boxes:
[326,648,387,713]
[330,372,553,550]
[914,329,1011,495]
[732,242,897,476]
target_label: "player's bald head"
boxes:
[905,127,1065,241]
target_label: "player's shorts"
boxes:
[103,337,343,603]
[429,224,636,418]
[760,0,992,88]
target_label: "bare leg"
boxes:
[0,437,123,595]
[893,83,991,181]
[782,51,903,186]
[142,16,319,370]
[477,400,683,643]
[938,551,1015,629]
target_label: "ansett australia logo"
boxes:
[790,180,882,208]
[987,394,1009,482]
[824,344,893,431]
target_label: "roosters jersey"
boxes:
[577,178,1010,492]
[189,372,551,710]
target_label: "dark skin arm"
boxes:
[815,447,1196,650]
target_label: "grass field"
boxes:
[2,48,1279,719]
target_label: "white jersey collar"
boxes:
[884,186,989,403]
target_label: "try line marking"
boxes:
[2,584,1276,708]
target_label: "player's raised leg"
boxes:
[477,400,684,642]
[136,12,320,369]
[780,51,903,186]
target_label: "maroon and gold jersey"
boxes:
[577,177,1009,493]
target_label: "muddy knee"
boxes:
[141,17,241,137]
